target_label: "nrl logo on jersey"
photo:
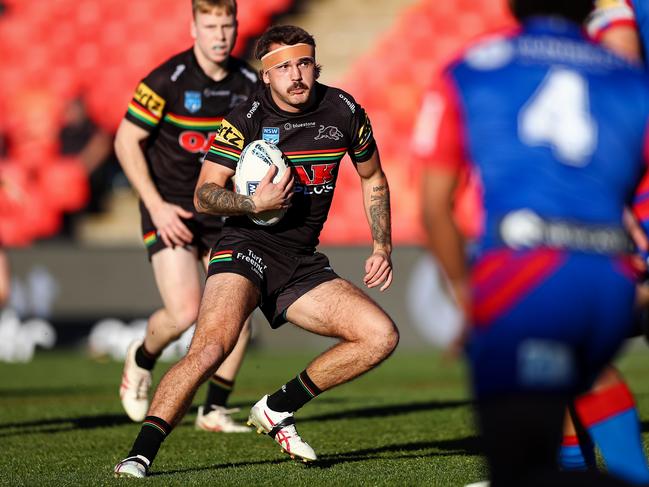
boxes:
[184,91,202,113]
[315,125,343,141]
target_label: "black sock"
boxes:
[204,375,234,409]
[266,370,322,413]
[127,416,172,466]
[135,344,159,371]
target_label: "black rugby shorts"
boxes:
[207,231,338,328]
[139,200,224,260]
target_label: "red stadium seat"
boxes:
[39,158,89,213]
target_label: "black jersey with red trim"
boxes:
[124,48,258,203]
[204,83,377,253]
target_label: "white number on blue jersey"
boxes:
[519,68,597,167]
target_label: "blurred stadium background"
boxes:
[0,0,519,357]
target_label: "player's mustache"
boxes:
[288,82,308,93]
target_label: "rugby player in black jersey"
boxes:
[113,0,257,437]
[114,25,399,477]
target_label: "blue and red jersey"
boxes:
[416,18,649,253]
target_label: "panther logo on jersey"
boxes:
[314,125,343,141]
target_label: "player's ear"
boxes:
[262,69,271,85]
[190,18,197,40]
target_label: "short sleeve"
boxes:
[124,69,170,131]
[412,72,467,173]
[203,116,248,171]
[349,105,377,163]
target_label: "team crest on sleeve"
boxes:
[262,127,280,144]
[184,91,202,113]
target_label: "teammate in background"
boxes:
[419,0,649,484]
[114,24,398,478]
[114,0,257,432]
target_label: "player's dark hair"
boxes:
[192,0,237,17]
[255,25,321,78]
[509,0,592,24]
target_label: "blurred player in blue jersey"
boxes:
[418,0,649,485]
[552,2,649,483]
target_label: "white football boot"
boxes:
[113,455,149,478]
[119,340,152,422]
[195,405,251,433]
[247,395,317,462]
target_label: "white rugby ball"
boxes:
[235,139,289,226]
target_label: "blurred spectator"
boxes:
[0,131,10,158]
[57,97,121,235]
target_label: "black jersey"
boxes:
[124,48,258,203]
[204,83,377,253]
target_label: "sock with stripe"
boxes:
[560,434,596,471]
[204,375,234,409]
[575,382,649,484]
[135,344,159,371]
[127,415,172,466]
[266,370,322,413]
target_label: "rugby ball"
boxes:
[235,139,289,226]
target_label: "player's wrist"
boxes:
[372,244,392,256]
[143,192,165,213]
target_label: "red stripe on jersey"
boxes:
[472,249,565,326]
[284,147,346,156]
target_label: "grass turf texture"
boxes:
[1,347,648,486]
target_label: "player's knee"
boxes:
[167,302,200,331]
[185,343,225,378]
[364,319,399,362]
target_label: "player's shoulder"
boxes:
[317,84,362,117]
[224,88,264,124]
[142,48,194,86]
[441,28,520,77]
[227,56,259,85]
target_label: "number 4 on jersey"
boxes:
[519,68,598,167]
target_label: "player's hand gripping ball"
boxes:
[235,140,290,226]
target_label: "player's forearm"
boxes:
[194,182,256,216]
[423,206,469,309]
[114,136,163,210]
[362,174,392,254]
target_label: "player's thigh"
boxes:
[151,247,202,307]
[285,278,396,342]
[191,272,259,353]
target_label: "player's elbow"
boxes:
[193,189,205,214]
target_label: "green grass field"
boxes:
[1,346,649,486]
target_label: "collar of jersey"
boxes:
[188,47,235,86]
[523,16,586,40]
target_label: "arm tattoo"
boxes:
[196,182,256,215]
[369,186,391,246]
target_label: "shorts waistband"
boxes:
[496,210,633,254]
